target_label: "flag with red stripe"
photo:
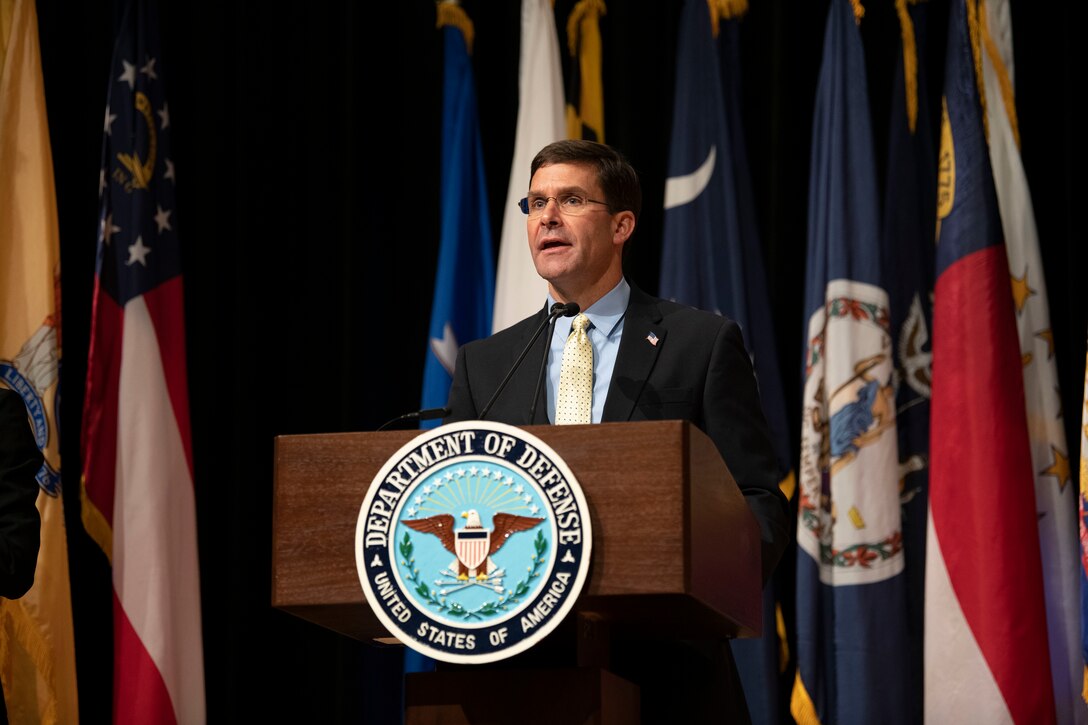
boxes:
[924,1,1054,722]
[80,1,205,722]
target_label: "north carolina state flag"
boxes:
[924,1,1054,723]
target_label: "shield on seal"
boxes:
[455,529,490,571]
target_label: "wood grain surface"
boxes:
[271,420,761,642]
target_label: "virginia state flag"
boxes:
[792,1,910,722]
[659,2,792,722]
[881,2,935,721]
[924,1,1054,722]
[0,0,79,721]
[980,2,1082,721]
[80,1,205,721]
[421,3,495,427]
[492,0,565,333]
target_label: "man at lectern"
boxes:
[444,139,790,723]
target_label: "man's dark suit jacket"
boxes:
[445,284,791,723]
[0,388,41,598]
[446,284,790,581]
[0,388,44,725]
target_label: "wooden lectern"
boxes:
[272,420,762,723]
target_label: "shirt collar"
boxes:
[548,277,629,338]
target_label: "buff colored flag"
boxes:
[492,0,565,333]
[0,0,80,722]
[980,2,1083,721]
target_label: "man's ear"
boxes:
[613,211,636,245]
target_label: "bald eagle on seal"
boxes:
[403,509,544,581]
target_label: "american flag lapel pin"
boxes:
[646,332,659,346]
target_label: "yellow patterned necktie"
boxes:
[555,313,593,424]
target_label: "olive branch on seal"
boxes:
[399,530,547,620]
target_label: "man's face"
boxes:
[526,162,622,297]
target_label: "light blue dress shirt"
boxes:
[545,278,630,423]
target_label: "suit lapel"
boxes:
[496,307,551,425]
[602,287,665,422]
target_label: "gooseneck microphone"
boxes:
[376,406,451,432]
[528,302,580,422]
[479,302,580,421]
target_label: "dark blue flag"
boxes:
[659,3,793,722]
[420,6,495,426]
[792,1,910,723]
[407,3,495,680]
[881,4,935,722]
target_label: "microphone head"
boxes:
[560,302,580,316]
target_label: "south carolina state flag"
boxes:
[924,1,1054,722]
[80,1,205,722]
[659,2,792,721]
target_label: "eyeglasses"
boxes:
[518,194,610,219]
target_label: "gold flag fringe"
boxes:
[791,670,823,725]
[436,0,474,56]
[776,602,790,672]
[80,477,114,564]
[894,0,919,133]
[850,0,865,26]
[1083,664,1088,706]
[708,0,748,38]
[978,0,1020,150]
[965,0,989,141]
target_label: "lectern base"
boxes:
[404,667,640,725]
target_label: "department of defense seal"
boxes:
[355,420,592,664]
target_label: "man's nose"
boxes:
[540,198,562,224]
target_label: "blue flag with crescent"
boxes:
[659,2,793,722]
[791,0,911,723]
[421,10,495,428]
